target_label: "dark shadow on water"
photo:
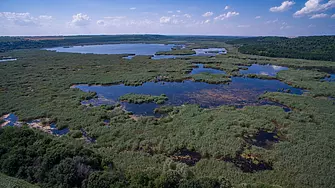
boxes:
[50,123,70,136]
[80,128,96,143]
[221,148,273,173]
[170,149,202,166]
[243,129,280,149]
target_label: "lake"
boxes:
[46,44,226,59]
[75,77,302,116]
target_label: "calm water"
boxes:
[2,114,19,126]
[75,77,302,116]
[190,64,226,75]
[240,64,288,76]
[46,44,226,60]
[0,59,17,62]
[46,44,175,56]
[1,115,69,136]
[152,48,227,60]
[322,74,335,82]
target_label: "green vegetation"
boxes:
[119,93,168,104]
[155,49,196,55]
[227,36,335,61]
[0,173,39,188]
[191,72,231,84]
[0,35,335,188]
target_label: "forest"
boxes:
[226,36,335,61]
[0,35,334,188]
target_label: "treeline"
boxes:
[0,127,238,188]
[0,35,238,52]
[226,36,335,61]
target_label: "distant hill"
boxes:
[226,36,335,61]
[0,173,39,188]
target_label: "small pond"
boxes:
[75,77,302,116]
[152,48,227,60]
[0,58,17,62]
[0,114,69,136]
[322,74,335,82]
[240,64,288,76]
[1,113,19,126]
[190,64,226,75]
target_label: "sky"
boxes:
[0,0,334,36]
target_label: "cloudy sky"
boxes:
[0,0,334,36]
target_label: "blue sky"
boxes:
[0,0,334,36]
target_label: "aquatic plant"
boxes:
[119,93,168,104]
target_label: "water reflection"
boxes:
[0,114,69,136]
[75,77,302,116]
[240,64,288,76]
[152,48,227,60]
[46,44,176,56]
[46,44,227,60]
[190,64,226,75]
[0,113,19,127]
[0,59,17,62]
[322,74,335,82]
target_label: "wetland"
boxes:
[0,35,335,188]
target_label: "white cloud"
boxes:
[0,12,53,26]
[238,25,250,28]
[331,13,335,18]
[308,24,316,27]
[280,22,292,29]
[255,16,261,19]
[202,12,214,17]
[184,14,192,18]
[270,1,295,12]
[130,7,136,10]
[71,13,90,26]
[214,11,240,20]
[104,16,126,20]
[310,13,328,19]
[97,20,105,26]
[98,16,128,27]
[39,15,52,20]
[294,0,335,17]
[160,16,171,24]
[205,19,211,24]
[177,10,181,13]
[167,11,173,14]
[265,19,279,24]
[225,6,230,10]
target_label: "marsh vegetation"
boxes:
[0,35,334,188]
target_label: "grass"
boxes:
[190,72,231,84]
[155,49,196,55]
[119,93,168,104]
